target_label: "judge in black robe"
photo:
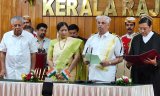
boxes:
[128,17,160,96]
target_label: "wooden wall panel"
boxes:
[22,1,29,15]
[35,0,43,25]
[43,17,50,37]
[29,6,36,28]
[1,0,11,38]
[153,18,160,32]
[92,17,97,34]
[56,17,64,24]
[0,0,160,40]
[84,17,93,38]
[16,0,22,16]
[70,17,77,25]
[63,17,71,25]
[134,18,140,33]
[78,17,85,38]
[114,17,123,35]
[11,0,18,18]
[110,17,115,34]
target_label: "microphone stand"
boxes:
[85,47,93,81]
[42,78,53,96]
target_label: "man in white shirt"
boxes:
[83,16,123,82]
[0,16,37,80]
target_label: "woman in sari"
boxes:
[47,22,83,81]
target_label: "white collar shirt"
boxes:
[142,31,154,43]
[35,37,50,53]
[83,32,123,82]
[0,30,37,80]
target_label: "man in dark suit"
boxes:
[127,15,160,96]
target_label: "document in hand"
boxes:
[124,49,160,65]
[85,53,101,64]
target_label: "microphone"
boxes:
[90,47,93,63]
[91,47,93,54]
[85,47,89,56]
[116,36,123,55]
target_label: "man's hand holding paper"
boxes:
[100,60,111,67]
[144,56,158,66]
[84,53,101,65]
[124,49,160,65]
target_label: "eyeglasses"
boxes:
[138,27,149,31]
[13,24,22,27]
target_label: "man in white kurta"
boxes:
[0,16,37,80]
[83,16,123,82]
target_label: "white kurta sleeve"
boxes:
[0,34,7,52]
[29,37,38,53]
[114,37,124,56]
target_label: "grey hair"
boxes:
[10,16,24,25]
[96,16,111,23]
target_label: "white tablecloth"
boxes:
[0,81,154,96]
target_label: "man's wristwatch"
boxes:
[109,61,112,65]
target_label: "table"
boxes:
[0,81,154,96]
